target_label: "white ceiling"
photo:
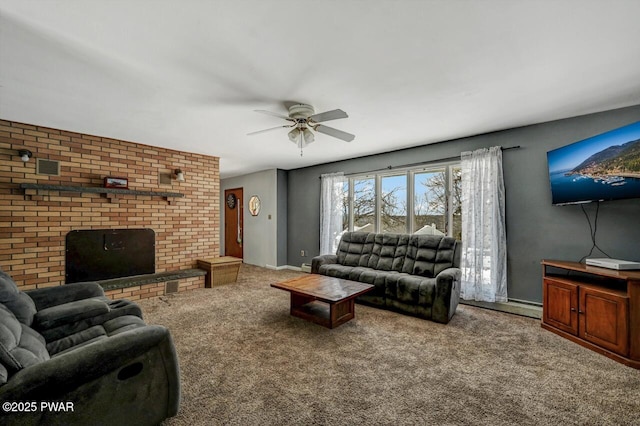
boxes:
[1,1,640,179]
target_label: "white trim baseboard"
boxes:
[265,264,302,271]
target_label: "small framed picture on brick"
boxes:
[104,176,129,189]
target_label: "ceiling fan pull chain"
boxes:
[300,132,304,156]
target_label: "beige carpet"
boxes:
[138,264,640,425]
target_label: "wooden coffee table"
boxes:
[271,274,374,328]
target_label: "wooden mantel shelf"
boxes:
[19,183,184,204]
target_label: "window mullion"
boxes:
[445,166,452,236]
[407,170,414,233]
[348,177,354,231]
[375,175,381,233]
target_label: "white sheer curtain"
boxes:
[320,172,346,255]
[460,146,508,302]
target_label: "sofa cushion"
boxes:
[0,304,50,375]
[0,269,37,326]
[319,264,354,280]
[0,363,7,385]
[404,234,457,278]
[367,233,409,272]
[385,274,422,304]
[336,232,371,267]
[431,236,458,276]
[0,269,19,300]
[4,292,37,326]
[355,268,395,304]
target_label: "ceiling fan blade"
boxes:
[254,110,293,121]
[314,125,355,142]
[309,109,348,123]
[247,125,293,136]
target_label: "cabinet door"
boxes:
[579,287,629,356]
[543,278,578,335]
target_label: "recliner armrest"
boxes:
[311,255,338,274]
[432,267,462,323]
[25,282,105,311]
[32,298,110,330]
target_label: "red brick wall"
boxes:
[0,119,220,300]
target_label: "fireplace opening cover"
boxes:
[66,229,155,283]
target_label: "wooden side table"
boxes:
[197,256,243,288]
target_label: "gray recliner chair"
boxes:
[0,268,180,426]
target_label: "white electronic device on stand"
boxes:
[585,258,640,270]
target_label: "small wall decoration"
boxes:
[249,195,261,216]
[104,176,129,189]
[226,193,237,209]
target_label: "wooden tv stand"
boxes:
[541,259,640,369]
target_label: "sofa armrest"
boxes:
[432,267,462,323]
[0,325,180,425]
[25,282,105,311]
[311,255,338,274]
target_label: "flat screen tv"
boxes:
[547,121,640,205]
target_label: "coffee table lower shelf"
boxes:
[290,294,355,329]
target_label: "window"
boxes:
[414,169,446,235]
[342,162,461,238]
[380,174,407,233]
[352,177,375,232]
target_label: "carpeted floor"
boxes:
[138,264,640,426]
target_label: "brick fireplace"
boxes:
[0,119,220,300]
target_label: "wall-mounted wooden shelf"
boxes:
[19,183,185,204]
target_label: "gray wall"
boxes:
[277,169,288,266]
[221,169,278,268]
[286,105,640,303]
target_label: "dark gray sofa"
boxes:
[0,268,180,426]
[312,232,461,323]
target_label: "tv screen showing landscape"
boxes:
[547,121,640,205]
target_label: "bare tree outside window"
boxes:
[414,168,462,239]
[353,178,375,232]
[341,180,349,232]
[343,163,462,239]
[414,170,446,234]
[381,174,406,233]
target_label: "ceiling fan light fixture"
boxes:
[250,103,355,154]
[288,128,300,143]
[302,128,314,144]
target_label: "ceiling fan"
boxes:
[247,104,355,155]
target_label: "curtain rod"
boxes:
[320,145,521,178]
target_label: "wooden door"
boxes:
[579,286,629,356]
[224,188,243,258]
[543,278,578,335]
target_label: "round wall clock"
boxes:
[226,193,236,209]
[249,195,261,216]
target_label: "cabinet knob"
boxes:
[570,307,576,312]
